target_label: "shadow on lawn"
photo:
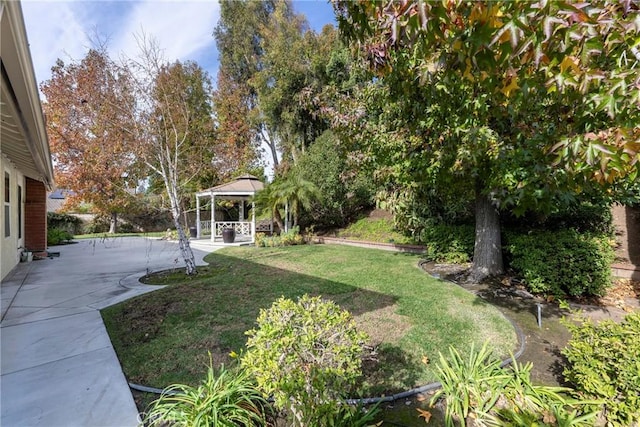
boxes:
[108,250,424,396]
[204,251,397,317]
[206,252,425,395]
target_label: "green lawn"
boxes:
[102,244,516,397]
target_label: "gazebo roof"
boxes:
[196,175,264,197]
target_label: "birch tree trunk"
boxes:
[167,184,197,275]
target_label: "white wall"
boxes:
[1,154,26,281]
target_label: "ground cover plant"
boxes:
[431,343,599,427]
[142,357,268,427]
[336,216,416,245]
[562,312,640,426]
[102,245,516,398]
[254,226,305,247]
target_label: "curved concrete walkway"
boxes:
[1,237,221,427]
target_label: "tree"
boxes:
[253,171,319,231]
[214,0,338,173]
[41,49,141,233]
[214,0,279,168]
[333,1,640,281]
[253,182,286,232]
[130,40,215,275]
[211,70,261,180]
[277,172,320,229]
[296,130,374,229]
[251,1,328,165]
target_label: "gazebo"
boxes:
[194,175,264,244]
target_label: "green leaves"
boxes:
[431,342,600,427]
[143,357,268,427]
[333,0,640,212]
[506,230,614,297]
[562,313,640,426]
[241,295,368,426]
[430,343,509,426]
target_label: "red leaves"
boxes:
[40,49,141,214]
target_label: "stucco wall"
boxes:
[1,155,26,281]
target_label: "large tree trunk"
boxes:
[469,183,504,283]
[108,212,118,234]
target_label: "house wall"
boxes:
[1,154,26,280]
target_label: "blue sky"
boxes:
[21,0,337,87]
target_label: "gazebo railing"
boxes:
[214,221,252,237]
[200,220,212,235]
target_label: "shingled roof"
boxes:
[196,175,264,196]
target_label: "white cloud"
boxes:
[21,1,92,84]
[21,0,221,85]
[113,1,220,65]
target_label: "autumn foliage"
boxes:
[41,49,141,232]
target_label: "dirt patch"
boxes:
[367,208,394,220]
[420,262,640,387]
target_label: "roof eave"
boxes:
[1,0,55,190]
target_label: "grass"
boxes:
[102,244,516,398]
[336,217,417,245]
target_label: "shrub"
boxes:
[420,224,475,263]
[505,230,614,297]
[47,212,83,235]
[562,312,640,426]
[143,357,269,427]
[545,201,614,235]
[502,200,614,235]
[241,295,369,427]
[431,343,599,427]
[47,228,73,246]
[255,226,304,247]
[296,130,374,229]
[82,214,110,234]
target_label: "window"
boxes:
[18,184,22,239]
[4,172,10,238]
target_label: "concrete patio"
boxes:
[1,236,221,426]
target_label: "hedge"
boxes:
[505,230,614,297]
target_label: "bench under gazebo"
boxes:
[194,175,264,244]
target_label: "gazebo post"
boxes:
[211,191,215,242]
[251,201,256,244]
[196,194,201,239]
[194,175,264,245]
